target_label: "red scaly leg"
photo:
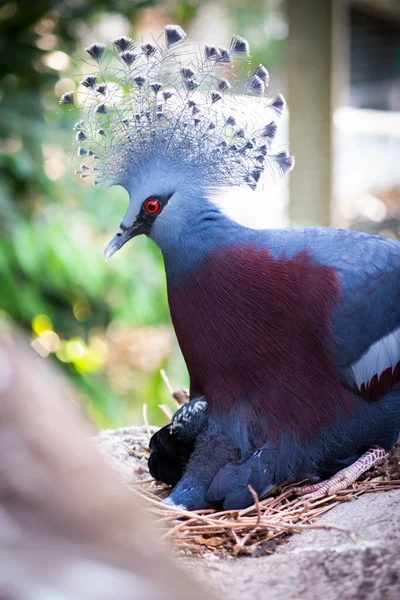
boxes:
[292,447,388,500]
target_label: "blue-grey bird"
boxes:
[62,25,400,510]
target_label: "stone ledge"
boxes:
[96,426,400,600]
[194,490,400,600]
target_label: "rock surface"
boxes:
[96,427,400,600]
[95,425,156,482]
[194,491,400,600]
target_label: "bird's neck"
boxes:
[159,196,255,283]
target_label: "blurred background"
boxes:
[1,0,399,429]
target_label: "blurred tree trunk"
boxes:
[286,0,335,226]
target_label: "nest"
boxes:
[128,430,400,558]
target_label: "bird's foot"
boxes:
[292,447,388,499]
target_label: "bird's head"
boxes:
[103,152,209,259]
[61,25,294,259]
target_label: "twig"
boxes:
[164,517,198,538]
[232,485,263,551]
[142,403,151,438]
[130,478,155,485]
[258,518,357,543]
[248,485,261,526]
[160,369,174,395]
[133,485,357,543]
[120,429,400,557]
[158,404,173,422]
[129,486,219,525]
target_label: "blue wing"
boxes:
[265,227,400,398]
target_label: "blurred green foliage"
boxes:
[0,0,185,427]
[0,0,284,428]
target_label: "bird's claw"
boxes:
[292,447,388,500]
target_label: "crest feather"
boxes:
[63,25,294,189]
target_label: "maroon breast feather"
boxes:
[168,244,361,444]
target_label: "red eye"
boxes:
[144,199,161,214]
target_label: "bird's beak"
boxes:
[104,223,140,260]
